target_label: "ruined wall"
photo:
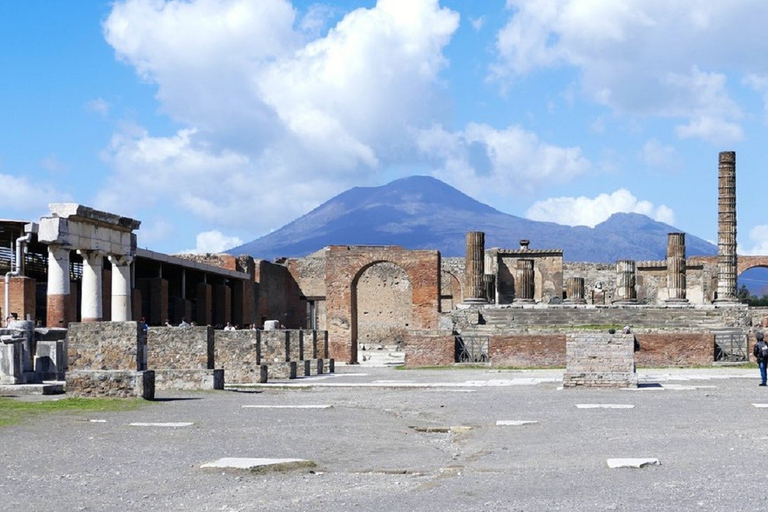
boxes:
[563,262,616,304]
[67,321,141,371]
[356,262,411,348]
[256,260,304,329]
[213,329,259,383]
[0,276,36,323]
[495,250,563,304]
[146,326,213,370]
[441,257,465,308]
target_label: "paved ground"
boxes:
[2,366,768,511]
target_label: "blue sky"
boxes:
[2,0,768,257]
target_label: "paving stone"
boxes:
[241,405,332,409]
[606,458,660,469]
[200,458,309,470]
[496,420,538,426]
[129,422,194,427]
[576,404,635,409]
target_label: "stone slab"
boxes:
[241,405,332,409]
[576,404,635,409]
[129,422,194,427]
[0,383,65,395]
[496,420,538,426]
[606,458,660,469]
[200,458,307,469]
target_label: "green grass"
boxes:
[0,397,149,428]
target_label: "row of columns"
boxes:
[47,246,134,325]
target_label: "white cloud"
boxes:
[0,173,72,217]
[40,154,71,174]
[417,122,591,195]
[85,98,110,117]
[525,189,675,228]
[492,1,765,144]
[641,139,680,172]
[741,225,768,255]
[179,230,243,254]
[101,0,462,239]
[470,16,485,31]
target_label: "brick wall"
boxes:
[403,330,454,367]
[489,334,565,368]
[634,333,714,366]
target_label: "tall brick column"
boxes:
[666,233,688,303]
[614,260,637,304]
[464,231,487,303]
[79,250,104,323]
[514,259,535,303]
[564,277,586,304]
[46,245,71,327]
[716,151,738,303]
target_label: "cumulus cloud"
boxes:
[741,225,768,256]
[417,122,591,196]
[492,1,766,144]
[525,189,675,228]
[179,230,243,254]
[0,173,72,217]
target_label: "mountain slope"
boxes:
[229,176,717,262]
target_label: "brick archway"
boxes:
[325,246,441,363]
[738,256,768,275]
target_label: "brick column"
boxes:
[615,260,637,304]
[46,245,71,327]
[464,231,487,303]
[716,151,738,303]
[514,259,535,303]
[78,250,104,322]
[109,255,133,321]
[666,233,688,303]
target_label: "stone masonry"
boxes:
[562,333,637,388]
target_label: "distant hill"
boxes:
[229,175,717,262]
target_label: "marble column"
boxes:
[615,260,637,304]
[109,255,133,321]
[79,250,104,323]
[514,259,535,303]
[46,245,71,327]
[716,151,738,303]
[464,231,487,303]
[564,277,586,304]
[666,233,688,303]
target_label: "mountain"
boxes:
[229,176,717,262]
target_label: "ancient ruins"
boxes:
[0,151,766,393]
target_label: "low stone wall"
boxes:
[634,333,714,366]
[147,326,213,370]
[154,369,223,391]
[563,333,637,388]
[66,370,154,399]
[490,335,565,368]
[68,322,142,371]
[404,330,455,367]
[259,329,328,364]
[214,330,258,384]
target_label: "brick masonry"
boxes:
[489,334,565,368]
[403,330,455,367]
[563,333,637,388]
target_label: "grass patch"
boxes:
[0,397,149,428]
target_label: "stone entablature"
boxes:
[38,203,139,256]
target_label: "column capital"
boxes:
[108,254,134,266]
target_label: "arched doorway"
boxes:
[353,262,411,365]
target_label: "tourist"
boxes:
[753,331,768,386]
[179,318,191,328]
[139,317,148,332]
[224,322,236,331]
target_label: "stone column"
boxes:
[666,233,688,303]
[46,245,71,327]
[464,231,487,303]
[716,151,738,303]
[79,250,104,322]
[614,260,637,304]
[564,277,586,304]
[514,259,535,303]
[109,255,133,321]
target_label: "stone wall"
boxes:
[563,333,637,388]
[147,326,212,370]
[494,250,563,304]
[213,330,259,384]
[67,321,142,371]
[403,330,454,367]
[66,370,154,399]
[356,262,411,349]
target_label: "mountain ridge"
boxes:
[229,175,717,262]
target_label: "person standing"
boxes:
[753,331,768,386]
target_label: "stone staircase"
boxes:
[475,305,738,332]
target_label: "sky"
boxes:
[2,0,768,257]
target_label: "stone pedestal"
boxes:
[563,333,637,388]
[0,337,25,384]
